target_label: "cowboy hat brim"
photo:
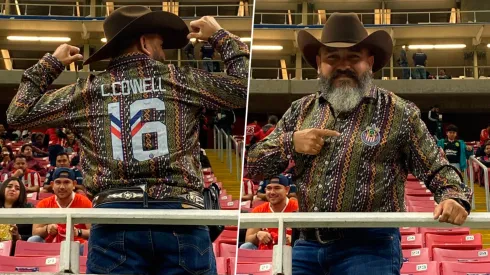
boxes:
[83,11,189,65]
[297,29,393,73]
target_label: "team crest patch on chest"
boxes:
[361,124,381,146]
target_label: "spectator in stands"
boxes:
[6,7,247,274]
[255,174,297,201]
[3,145,47,176]
[427,105,441,137]
[240,175,298,250]
[438,69,452,79]
[200,41,215,72]
[61,130,79,154]
[2,155,41,194]
[437,124,473,171]
[29,168,91,252]
[245,119,261,150]
[241,178,254,202]
[216,109,236,135]
[0,124,13,141]
[45,128,65,167]
[412,48,427,79]
[397,46,409,79]
[475,140,490,157]
[31,133,49,158]
[0,178,33,242]
[0,146,13,170]
[247,13,471,274]
[480,124,490,146]
[252,115,278,143]
[41,153,84,194]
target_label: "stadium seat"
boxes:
[228,256,235,275]
[0,255,60,272]
[402,248,430,262]
[241,201,252,211]
[219,243,236,259]
[26,193,37,200]
[237,248,273,263]
[213,230,237,257]
[440,261,490,274]
[419,227,470,237]
[426,234,483,258]
[83,243,88,256]
[405,182,427,190]
[408,206,435,212]
[216,257,227,275]
[202,168,212,175]
[407,174,418,181]
[14,240,61,256]
[220,195,233,203]
[79,256,87,274]
[400,227,419,235]
[236,262,273,275]
[39,192,54,200]
[405,189,433,196]
[0,241,11,256]
[401,234,424,249]
[407,200,437,208]
[433,248,490,263]
[405,195,435,202]
[400,261,439,274]
[221,200,239,210]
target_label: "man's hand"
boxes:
[52,44,83,66]
[47,224,58,236]
[256,231,272,244]
[433,199,468,226]
[293,129,340,155]
[10,224,20,240]
[187,16,222,41]
[12,169,24,178]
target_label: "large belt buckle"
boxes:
[122,191,133,200]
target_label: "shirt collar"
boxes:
[108,52,152,69]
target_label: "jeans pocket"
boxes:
[87,225,126,274]
[176,227,213,275]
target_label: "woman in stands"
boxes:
[0,146,13,171]
[0,177,33,243]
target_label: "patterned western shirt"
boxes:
[247,85,472,213]
[7,29,248,205]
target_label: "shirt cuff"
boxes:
[208,29,230,52]
[40,53,65,87]
[282,131,295,161]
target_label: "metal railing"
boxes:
[469,156,489,211]
[0,3,253,18]
[213,126,243,179]
[240,212,490,275]
[231,135,244,181]
[0,208,237,274]
[254,10,490,26]
[221,128,233,173]
[250,66,490,80]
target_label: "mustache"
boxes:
[331,69,358,81]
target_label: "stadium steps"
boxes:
[470,182,490,248]
[205,149,241,199]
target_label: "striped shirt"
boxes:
[242,178,254,196]
[7,29,248,205]
[247,86,472,213]
[2,169,41,189]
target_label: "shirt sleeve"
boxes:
[7,53,83,129]
[170,29,248,110]
[31,172,41,187]
[405,103,472,210]
[246,100,301,181]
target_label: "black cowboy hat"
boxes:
[84,5,189,65]
[297,13,393,72]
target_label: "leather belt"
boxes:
[300,228,345,244]
[92,187,204,209]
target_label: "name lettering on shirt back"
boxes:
[101,77,166,97]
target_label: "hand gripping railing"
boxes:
[240,212,490,275]
[469,156,489,211]
[0,208,237,274]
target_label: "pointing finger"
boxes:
[313,129,340,137]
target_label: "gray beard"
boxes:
[319,72,373,115]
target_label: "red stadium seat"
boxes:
[0,255,60,272]
[237,249,273,263]
[228,256,235,275]
[220,195,233,202]
[39,192,54,200]
[83,243,88,256]
[407,174,418,181]
[407,200,437,208]
[79,256,87,274]
[213,230,237,257]
[216,257,227,275]
[405,189,433,196]
[426,234,483,259]
[408,206,435,212]
[26,193,38,200]
[401,234,424,249]
[14,240,61,256]
[402,248,430,262]
[405,195,435,202]
[241,201,252,211]
[0,241,11,256]
[202,168,212,175]
[419,227,470,237]
[440,261,490,274]
[224,226,238,231]
[400,261,439,274]
[400,227,419,235]
[405,182,427,190]
[221,200,239,210]
[236,262,273,275]
[219,243,236,259]
[434,248,490,263]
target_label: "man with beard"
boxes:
[247,13,471,274]
[7,6,248,274]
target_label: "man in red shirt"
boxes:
[241,174,298,250]
[2,145,47,176]
[241,178,254,202]
[245,120,260,148]
[28,168,91,251]
[481,124,490,146]
[1,155,41,193]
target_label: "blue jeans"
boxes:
[239,242,258,250]
[203,58,213,72]
[86,201,216,275]
[412,67,426,79]
[292,228,402,275]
